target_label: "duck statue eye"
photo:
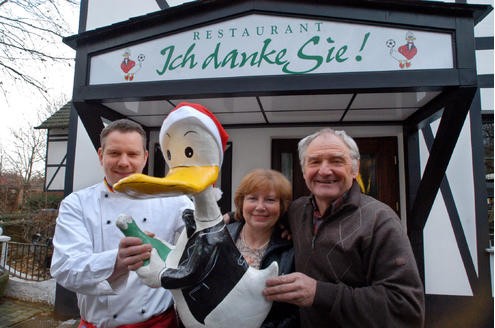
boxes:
[166,150,172,161]
[185,146,194,158]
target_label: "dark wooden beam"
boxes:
[408,87,477,231]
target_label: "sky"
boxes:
[1,60,75,135]
[0,2,79,158]
[0,1,192,157]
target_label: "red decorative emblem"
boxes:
[121,59,136,73]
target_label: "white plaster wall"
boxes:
[426,0,495,113]
[423,189,472,295]
[480,88,494,111]
[47,140,67,163]
[469,0,494,38]
[46,134,68,191]
[72,118,103,192]
[442,116,478,270]
[476,50,494,75]
[46,166,66,191]
[421,115,478,295]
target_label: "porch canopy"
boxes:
[64,0,490,133]
[63,0,490,244]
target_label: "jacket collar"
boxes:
[307,180,361,220]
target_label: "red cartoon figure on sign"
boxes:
[120,49,145,81]
[386,31,417,69]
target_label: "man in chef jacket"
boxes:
[51,119,193,328]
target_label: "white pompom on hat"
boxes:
[159,102,229,165]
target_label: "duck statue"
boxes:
[114,102,278,328]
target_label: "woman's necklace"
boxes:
[236,228,270,269]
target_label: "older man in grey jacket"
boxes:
[263,128,424,328]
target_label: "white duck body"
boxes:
[115,105,278,328]
[167,187,278,328]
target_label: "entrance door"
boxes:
[272,137,400,213]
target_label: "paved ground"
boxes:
[0,297,79,328]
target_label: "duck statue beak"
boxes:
[113,165,219,198]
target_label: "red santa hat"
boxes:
[159,102,229,164]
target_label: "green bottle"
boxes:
[116,214,171,266]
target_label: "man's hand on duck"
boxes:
[136,248,166,288]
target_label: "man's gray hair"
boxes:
[298,128,360,173]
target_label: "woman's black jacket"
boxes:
[227,220,300,328]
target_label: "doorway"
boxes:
[272,137,400,213]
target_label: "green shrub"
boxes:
[24,193,63,211]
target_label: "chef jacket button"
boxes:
[113,314,118,319]
[106,220,111,224]
[143,218,147,222]
[104,193,109,198]
[141,309,146,314]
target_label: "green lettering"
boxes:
[325,37,336,62]
[283,36,322,74]
[239,52,259,67]
[156,45,175,75]
[162,44,197,71]
[325,38,348,63]
[275,49,288,65]
[257,38,277,67]
[182,44,197,68]
[222,50,240,68]
[202,43,222,69]
[169,55,183,70]
[335,46,348,62]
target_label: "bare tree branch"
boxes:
[5,126,44,182]
[0,59,47,89]
[0,0,78,102]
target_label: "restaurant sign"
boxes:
[89,14,453,85]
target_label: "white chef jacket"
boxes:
[50,181,193,328]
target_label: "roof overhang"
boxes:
[64,0,492,49]
[64,0,492,129]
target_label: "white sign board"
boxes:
[89,14,454,84]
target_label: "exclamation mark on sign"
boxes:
[355,32,370,62]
